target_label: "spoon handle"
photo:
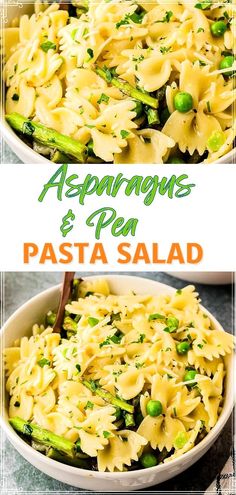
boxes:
[53,272,75,333]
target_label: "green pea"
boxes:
[140,452,158,468]
[219,55,235,76]
[184,370,197,385]
[146,400,163,417]
[207,131,226,152]
[134,100,144,118]
[168,157,185,164]
[176,341,190,355]
[174,431,187,449]
[174,92,193,113]
[211,21,227,38]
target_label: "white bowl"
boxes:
[1,4,235,165]
[0,275,234,492]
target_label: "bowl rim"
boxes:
[0,274,234,479]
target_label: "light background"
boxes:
[1,271,234,494]
[0,163,235,272]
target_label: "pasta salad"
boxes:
[3,0,236,164]
[5,279,234,472]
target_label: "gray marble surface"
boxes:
[1,141,22,164]
[1,272,234,494]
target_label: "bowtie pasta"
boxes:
[5,279,234,472]
[3,0,236,164]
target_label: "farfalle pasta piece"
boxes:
[114,129,174,164]
[9,390,34,421]
[188,352,224,377]
[197,364,224,428]
[76,406,117,457]
[97,430,147,472]
[165,420,202,462]
[116,366,145,400]
[6,79,35,118]
[192,329,234,360]
[34,386,56,413]
[138,413,186,451]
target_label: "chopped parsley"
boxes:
[148,313,166,321]
[71,28,78,41]
[12,93,19,101]
[85,401,94,410]
[103,431,111,438]
[116,10,146,28]
[156,11,173,23]
[37,358,50,367]
[134,333,145,344]
[135,362,144,369]
[100,331,123,348]
[120,130,130,139]
[110,312,121,324]
[40,41,56,52]
[88,317,99,327]
[206,101,211,112]
[76,364,81,373]
[82,28,89,37]
[86,48,94,60]
[160,46,171,54]
[195,2,212,9]
[97,93,110,105]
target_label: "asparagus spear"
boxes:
[96,67,158,109]
[146,108,160,126]
[124,413,135,427]
[47,448,88,469]
[83,380,134,414]
[51,150,71,164]
[5,113,87,163]
[9,417,75,457]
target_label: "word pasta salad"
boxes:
[5,279,234,472]
[3,0,236,164]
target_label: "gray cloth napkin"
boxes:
[205,446,235,494]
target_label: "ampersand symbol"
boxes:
[60,209,75,237]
